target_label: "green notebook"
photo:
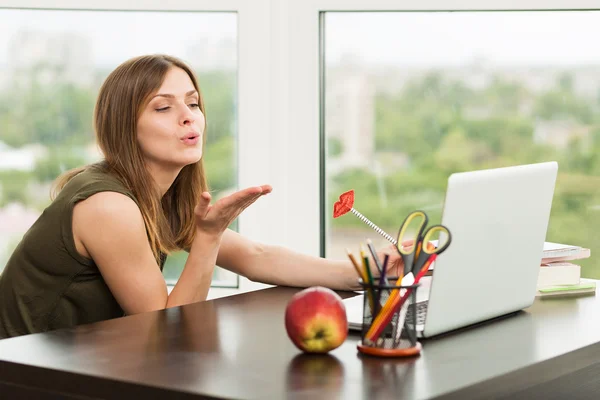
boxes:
[537,278,596,298]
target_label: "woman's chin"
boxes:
[180,150,203,166]
[178,158,202,168]
[151,151,203,170]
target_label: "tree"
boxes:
[33,148,86,183]
[197,71,236,144]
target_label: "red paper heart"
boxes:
[333,190,355,218]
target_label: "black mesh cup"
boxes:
[358,278,420,351]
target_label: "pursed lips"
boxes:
[181,131,200,140]
[180,131,200,145]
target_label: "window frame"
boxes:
[0,0,275,297]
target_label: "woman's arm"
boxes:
[74,192,219,313]
[74,186,270,314]
[216,229,404,291]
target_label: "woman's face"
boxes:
[137,67,205,171]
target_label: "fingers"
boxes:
[220,185,271,208]
[217,188,261,211]
[195,191,212,218]
[210,185,271,220]
[258,184,273,194]
[234,192,264,216]
[227,185,268,203]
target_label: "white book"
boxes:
[542,242,582,257]
[541,243,590,263]
[537,262,581,288]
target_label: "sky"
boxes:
[0,9,236,67]
[1,8,600,68]
[324,10,600,67]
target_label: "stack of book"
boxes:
[537,242,595,298]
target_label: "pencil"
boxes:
[380,254,389,286]
[363,251,383,317]
[346,249,367,282]
[360,246,376,287]
[366,239,383,274]
[360,246,377,314]
[347,249,376,313]
[373,252,390,319]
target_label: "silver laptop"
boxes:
[344,161,558,338]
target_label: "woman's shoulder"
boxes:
[68,164,125,189]
[74,190,142,226]
[60,164,138,206]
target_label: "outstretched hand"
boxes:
[194,184,272,236]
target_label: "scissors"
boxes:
[396,210,452,280]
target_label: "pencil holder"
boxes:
[357,278,422,357]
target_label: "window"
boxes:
[5,1,593,298]
[0,8,239,287]
[322,10,600,278]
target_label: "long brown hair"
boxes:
[52,54,208,262]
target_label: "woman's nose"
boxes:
[179,106,196,126]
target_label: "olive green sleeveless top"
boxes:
[0,165,165,339]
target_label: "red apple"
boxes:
[284,286,348,353]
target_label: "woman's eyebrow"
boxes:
[152,90,198,99]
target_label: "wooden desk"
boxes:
[1,284,600,399]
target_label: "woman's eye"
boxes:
[189,103,199,108]
[156,106,170,112]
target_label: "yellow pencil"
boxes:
[346,249,367,282]
[346,248,374,312]
[360,246,376,314]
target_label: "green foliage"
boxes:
[330,70,600,279]
[1,79,95,148]
[33,147,87,183]
[534,73,593,123]
[197,70,236,144]
[203,136,236,193]
[328,137,343,157]
[481,77,528,115]
[0,170,33,207]
[162,251,188,283]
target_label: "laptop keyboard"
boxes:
[406,301,428,325]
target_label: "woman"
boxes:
[0,54,404,339]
